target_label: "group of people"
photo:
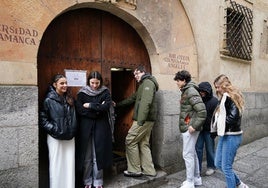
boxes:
[39,72,112,188]
[39,65,158,188]
[39,66,248,188]
[175,70,248,188]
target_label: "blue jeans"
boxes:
[84,136,103,187]
[215,135,242,188]
[195,130,216,172]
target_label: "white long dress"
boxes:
[47,135,75,188]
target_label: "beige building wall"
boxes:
[2,0,267,92]
[181,0,268,92]
[0,0,199,90]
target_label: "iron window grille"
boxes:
[222,0,253,61]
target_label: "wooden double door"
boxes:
[38,8,151,186]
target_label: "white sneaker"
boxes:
[181,180,187,186]
[237,181,249,188]
[180,181,194,188]
[194,177,202,186]
[205,168,215,176]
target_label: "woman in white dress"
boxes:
[40,74,76,188]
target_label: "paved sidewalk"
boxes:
[105,136,268,188]
[157,136,268,188]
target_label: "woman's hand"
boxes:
[83,103,90,108]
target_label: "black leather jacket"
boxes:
[224,96,242,133]
[39,86,76,140]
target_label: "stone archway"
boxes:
[37,8,152,187]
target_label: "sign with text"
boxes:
[0,24,39,45]
[65,69,87,87]
[160,53,191,74]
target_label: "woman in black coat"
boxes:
[40,74,76,188]
[75,71,113,188]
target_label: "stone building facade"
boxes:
[0,0,268,187]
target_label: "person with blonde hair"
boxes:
[212,74,248,188]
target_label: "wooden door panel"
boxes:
[102,12,150,69]
[111,70,136,153]
[38,9,103,102]
[101,13,151,155]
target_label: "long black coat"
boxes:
[75,88,113,179]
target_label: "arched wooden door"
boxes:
[38,8,151,186]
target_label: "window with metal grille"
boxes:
[222,0,253,61]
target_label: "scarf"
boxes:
[212,92,229,136]
[78,85,115,140]
[78,85,108,96]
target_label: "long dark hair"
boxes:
[51,74,65,87]
[51,74,74,106]
[87,71,103,87]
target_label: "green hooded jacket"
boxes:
[117,73,159,126]
[179,81,207,133]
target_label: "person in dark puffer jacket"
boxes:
[174,70,207,188]
[39,74,76,188]
[195,82,218,176]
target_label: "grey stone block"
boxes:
[0,128,18,170]
[0,86,38,127]
[18,127,38,166]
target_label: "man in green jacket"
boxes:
[116,65,158,177]
[174,70,207,188]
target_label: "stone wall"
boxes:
[0,86,38,187]
[242,92,268,144]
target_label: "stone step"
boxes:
[105,170,168,188]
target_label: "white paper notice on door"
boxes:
[65,69,87,87]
